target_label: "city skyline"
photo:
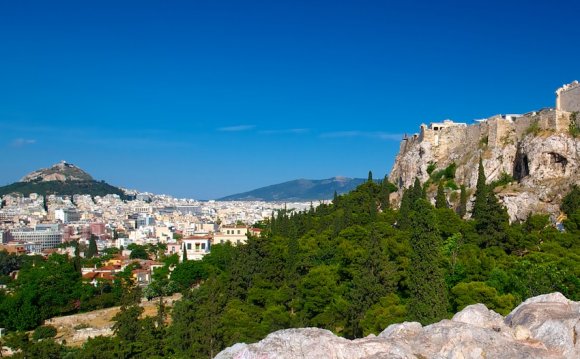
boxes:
[1,1,580,199]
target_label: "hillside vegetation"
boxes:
[1,171,580,358]
[0,180,126,199]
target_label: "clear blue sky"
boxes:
[1,0,579,199]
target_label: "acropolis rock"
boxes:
[389,82,580,221]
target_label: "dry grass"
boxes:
[45,293,182,347]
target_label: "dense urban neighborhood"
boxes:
[0,189,312,284]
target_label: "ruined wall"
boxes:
[389,82,580,221]
[488,117,513,147]
[514,110,572,138]
[558,83,580,113]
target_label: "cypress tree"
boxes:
[457,185,467,218]
[86,235,98,259]
[398,188,412,230]
[476,190,509,247]
[73,241,82,274]
[408,199,448,324]
[379,175,394,210]
[368,170,373,182]
[471,158,509,246]
[182,244,187,262]
[408,177,423,208]
[435,181,446,209]
[472,157,488,220]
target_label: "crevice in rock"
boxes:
[549,152,568,173]
[513,143,530,182]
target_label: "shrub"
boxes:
[427,162,437,175]
[479,136,488,148]
[32,325,57,341]
[491,172,514,188]
[445,179,458,190]
[431,163,457,182]
[525,120,541,136]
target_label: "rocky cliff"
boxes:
[0,161,126,198]
[21,161,93,182]
[389,98,579,221]
[216,292,580,359]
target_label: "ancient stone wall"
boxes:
[557,82,580,113]
[488,117,512,147]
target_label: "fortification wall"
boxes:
[465,121,487,148]
[514,115,534,138]
[488,117,512,147]
[555,110,572,131]
[558,83,580,113]
[514,110,571,138]
[435,124,467,158]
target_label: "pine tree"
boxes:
[435,181,446,209]
[408,199,448,324]
[472,157,488,220]
[457,185,467,218]
[73,241,82,274]
[112,304,144,342]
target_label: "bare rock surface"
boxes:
[215,292,580,359]
[388,109,580,221]
[20,160,93,182]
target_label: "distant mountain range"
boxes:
[0,161,126,199]
[218,177,367,201]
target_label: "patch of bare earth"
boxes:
[44,293,182,347]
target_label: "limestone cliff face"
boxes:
[388,109,579,221]
[216,293,580,359]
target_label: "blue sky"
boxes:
[1,0,579,199]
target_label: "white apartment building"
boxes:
[213,225,249,246]
[181,235,212,261]
[8,224,63,250]
[55,208,81,223]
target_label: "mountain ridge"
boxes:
[218,177,368,201]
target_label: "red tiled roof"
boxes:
[82,272,98,280]
[183,235,212,240]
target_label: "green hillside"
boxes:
[0,180,127,199]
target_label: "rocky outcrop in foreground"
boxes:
[216,293,580,359]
